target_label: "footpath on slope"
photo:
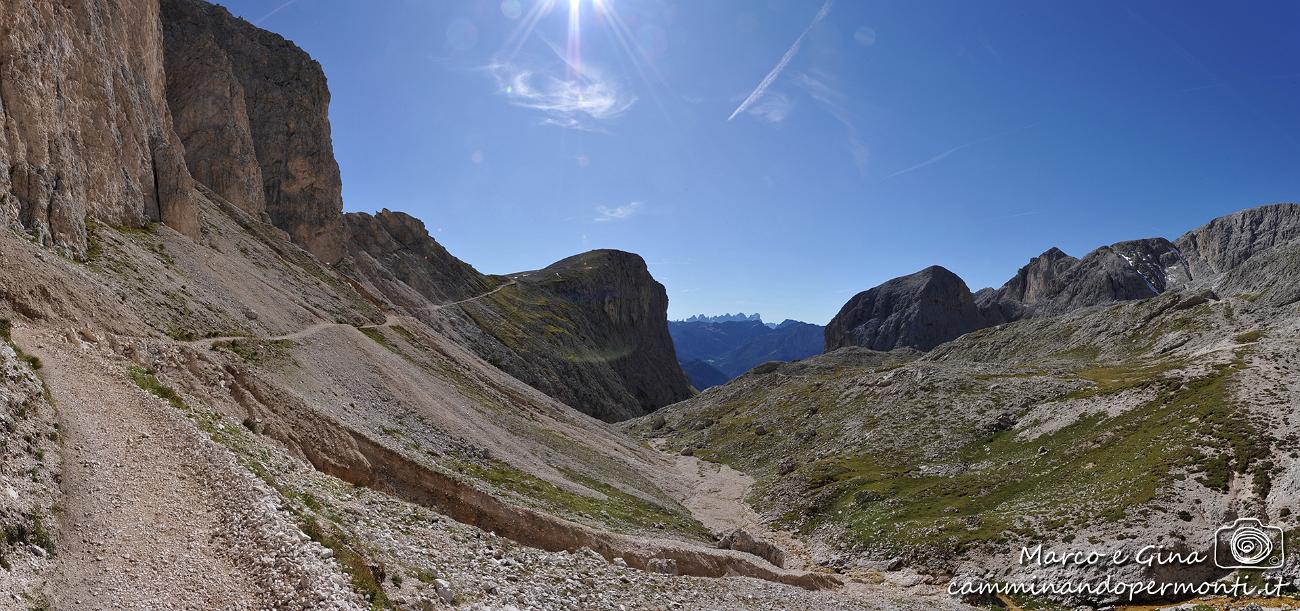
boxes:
[190,279,518,348]
[14,325,360,610]
[18,327,263,609]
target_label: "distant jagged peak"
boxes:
[679,313,764,324]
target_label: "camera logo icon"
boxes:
[1213,518,1284,569]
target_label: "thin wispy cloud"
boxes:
[594,201,643,222]
[487,59,636,130]
[727,0,834,122]
[748,92,794,123]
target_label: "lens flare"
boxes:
[566,0,582,79]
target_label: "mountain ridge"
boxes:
[828,202,1300,353]
[669,318,823,389]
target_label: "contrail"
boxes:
[727,0,833,122]
[887,142,976,178]
[253,0,297,25]
[887,123,1039,179]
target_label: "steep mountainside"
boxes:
[670,320,774,363]
[449,250,693,421]
[680,359,731,390]
[670,318,824,386]
[638,204,1300,601]
[154,1,689,423]
[161,0,346,262]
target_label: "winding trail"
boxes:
[15,327,262,609]
[191,279,518,349]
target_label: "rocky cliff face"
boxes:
[450,250,693,421]
[161,0,345,262]
[334,211,691,421]
[0,0,200,256]
[825,266,1003,352]
[340,209,494,305]
[1173,202,1300,285]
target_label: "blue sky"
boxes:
[214,0,1300,324]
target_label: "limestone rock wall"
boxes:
[161,0,344,262]
[0,0,199,256]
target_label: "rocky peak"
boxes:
[977,247,1080,320]
[1004,247,1078,304]
[825,265,1004,352]
[1173,203,1300,285]
[830,204,1300,355]
[340,209,492,305]
[161,0,345,262]
[526,250,693,416]
[1039,237,1183,314]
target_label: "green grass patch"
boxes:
[1050,345,1102,361]
[3,512,54,556]
[1235,330,1265,344]
[127,366,185,409]
[211,338,294,366]
[0,319,43,371]
[457,459,710,540]
[296,511,392,609]
[1065,359,1183,398]
[782,356,1252,559]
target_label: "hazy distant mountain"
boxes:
[679,359,730,390]
[680,312,763,324]
[668,317,824,387]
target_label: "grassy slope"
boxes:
[633,295,1284,562]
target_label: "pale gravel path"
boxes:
[654,439,816,571]
[18,329,264,610]
[190,279,517,349]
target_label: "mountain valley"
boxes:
[0,1,1297,610]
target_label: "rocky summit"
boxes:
[828,203,1300,354]
[825,265,1003,352]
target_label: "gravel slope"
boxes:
[17,326,360,609]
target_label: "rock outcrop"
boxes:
[825,266,1003,352]
[161,24,266,216]
[452,250,693,421]
[831,203,1300,353]
[161,0,345,262]
[974,247,1078,320]
[341,209,494,305]
[0,0,200,256]
[1172,202,1300,285]
[334,211,691,421]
